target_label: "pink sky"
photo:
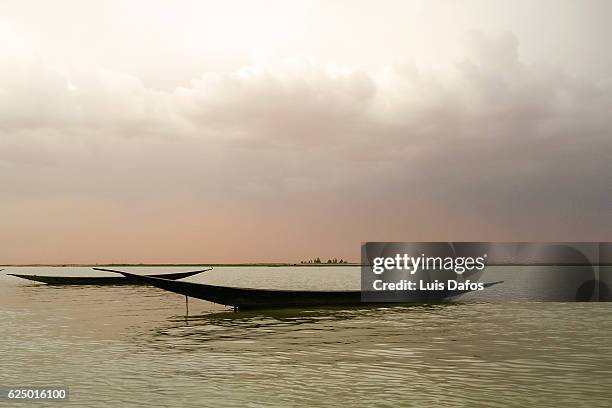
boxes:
[1,1,611,263]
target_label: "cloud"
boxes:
[177,62,377,145]
[0,31,611,262]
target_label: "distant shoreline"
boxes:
[1,263,362,267]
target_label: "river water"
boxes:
[1,266,611,407]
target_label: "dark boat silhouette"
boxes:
[110,269,502,310]
[7,267,211,285]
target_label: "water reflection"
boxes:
[146,305,441,347]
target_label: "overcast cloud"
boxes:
[0,1,610,263]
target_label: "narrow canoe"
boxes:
[7,267,211,285]
[113,270,502,310]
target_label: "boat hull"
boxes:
[7,268,211,285]
[115,271,502,309]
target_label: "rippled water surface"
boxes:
[1,267,611,407]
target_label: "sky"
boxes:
[1,0,611,264]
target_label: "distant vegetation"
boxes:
[300,257,348,264]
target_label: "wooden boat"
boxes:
[7,267,211,285]
[111,270,502,310]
